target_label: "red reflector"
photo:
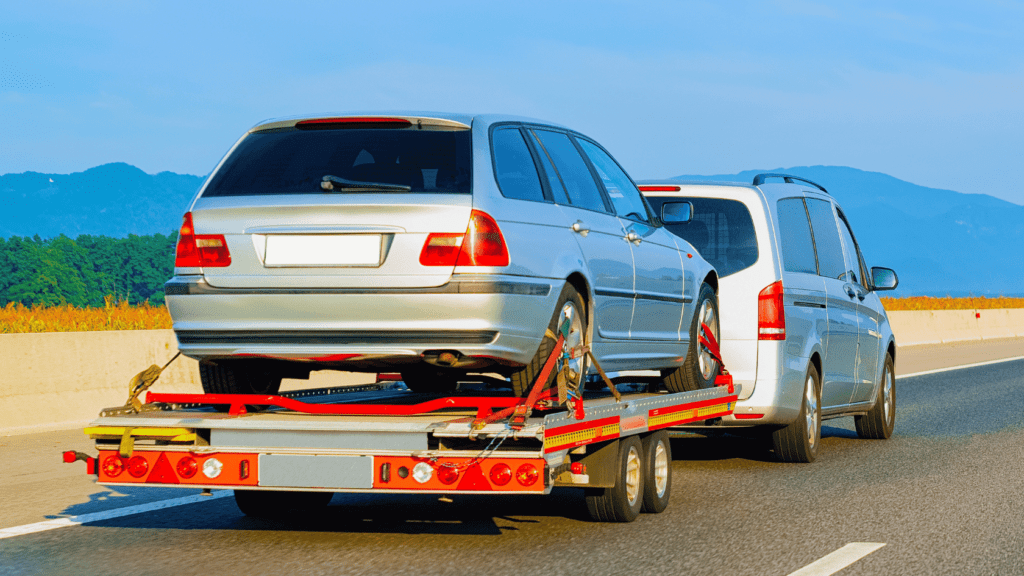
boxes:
[758,280,786,341]
[177,456,198,479]
[102,455,124,478]
[175,212,231,268]
[638,185,681,192]
[515,464,539,486]
[146,453,180,484]
[62,451,76,464]
[734,413,765,420]
[127,456,149,478]
[489,463,512,486]
[437,465,460,485]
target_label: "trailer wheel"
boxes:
[233,490,333,519]
[510,284,588,397]
[400,367,461,394]
[200,360,282,396]
[662,283,719,392]
[585,437,644,522]
[855,354,896,439]
[640,431,672,513]
[772,363,821,463]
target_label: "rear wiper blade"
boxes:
[320,175,412,192]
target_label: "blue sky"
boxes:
[2,1,1023,203]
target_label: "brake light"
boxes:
[758,281,786,340]
[295,117,413,130]
[419,210,509,267]
[490,463,512,486]
[515,464,539,486]
[174,212,231,268]
[638,185,681,192]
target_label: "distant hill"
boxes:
[0,163,204,238]
[670,166,1024,297]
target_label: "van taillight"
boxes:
[758,281,786,340]
[174,212,231,268]
[419,210,509,267]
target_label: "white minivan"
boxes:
[639,174,899,462]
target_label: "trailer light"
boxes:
[489,463,512,486]
[397,466,409,479]
[437,465,459,485]
[102,455,125,478]
[127,456,149,478]
[515,464,539,486]
[176,456,198,479]
[412,462,433,484]
[239,459,250,480]
[203,458,223,479]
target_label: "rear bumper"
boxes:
[166,275,560,369]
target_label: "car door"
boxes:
[805,197,858,409]
[574,137,684,341]
[776,197,829,359]
[836,208,883,404]
[527,128,635,340]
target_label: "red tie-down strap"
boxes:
[697,323,733,392]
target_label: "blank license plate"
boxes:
[264,235,382,267]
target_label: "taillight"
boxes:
[102,455,124,478]
[758,281,786,340]
[127,456,149,478]
[437,465,459,485]
[419,210,509,267]
[489,463,512,486]
[176,456,198,479]
[515,464,539,486]
[174,212,231,268]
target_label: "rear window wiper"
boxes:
[321,175,412,192]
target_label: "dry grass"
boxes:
[0,296,172,333]
[880,296,1024,311]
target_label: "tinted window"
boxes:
[776,198,818,274]
[204,127,472,196]
[576,139,648,221]
[532,130,607,213]
[491,128,545,202]
[805,198,846,280]
[528,131,570,204]
[645,197,758,277]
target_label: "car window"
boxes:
[531,129,608,213]
[805,198,846,280]
[576,139,648,222]
[204,127,472,196]
[776,198,818,275]
[491,128,546,203]
[526,131,570,205]
[644,196,758,277]
[836,208,867,288]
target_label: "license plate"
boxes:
[263,234,382,267]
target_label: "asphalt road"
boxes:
[3,349,1023,576]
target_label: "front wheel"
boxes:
[855,354,896,439]
[662,283,719,393]
[510,284,588,398]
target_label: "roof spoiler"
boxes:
[752,173,828,194]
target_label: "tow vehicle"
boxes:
[66,321,738,522]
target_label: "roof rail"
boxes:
[751,173,828,194]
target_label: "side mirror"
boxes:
[661,202,692,224]
[871,267,898,290]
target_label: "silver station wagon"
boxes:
[166,113,720,397]
[640,175,898,462]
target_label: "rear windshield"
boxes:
[645,197,759,277]
[203,127,472,197]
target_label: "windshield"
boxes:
[645,196,759,277]
[203,127,472,197]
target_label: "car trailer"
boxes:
[66,322,739,523]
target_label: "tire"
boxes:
[772,363,821,463]
[855,354,896,439]
[640,431,672,514]
[585,437,644,522]
[510,283,588,398]
[400,367,462,394]
[199,360,282,395]
[662,283,719,393]
[234,490,333,519]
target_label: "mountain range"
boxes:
[2,163,1021,297]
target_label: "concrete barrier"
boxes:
[3,310,1023,435]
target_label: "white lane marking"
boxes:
[787,542,886,576]
[0,491,232,540]
[897,355,1024,380]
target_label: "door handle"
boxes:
[626,230,641,244]
[571,221,590,237]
